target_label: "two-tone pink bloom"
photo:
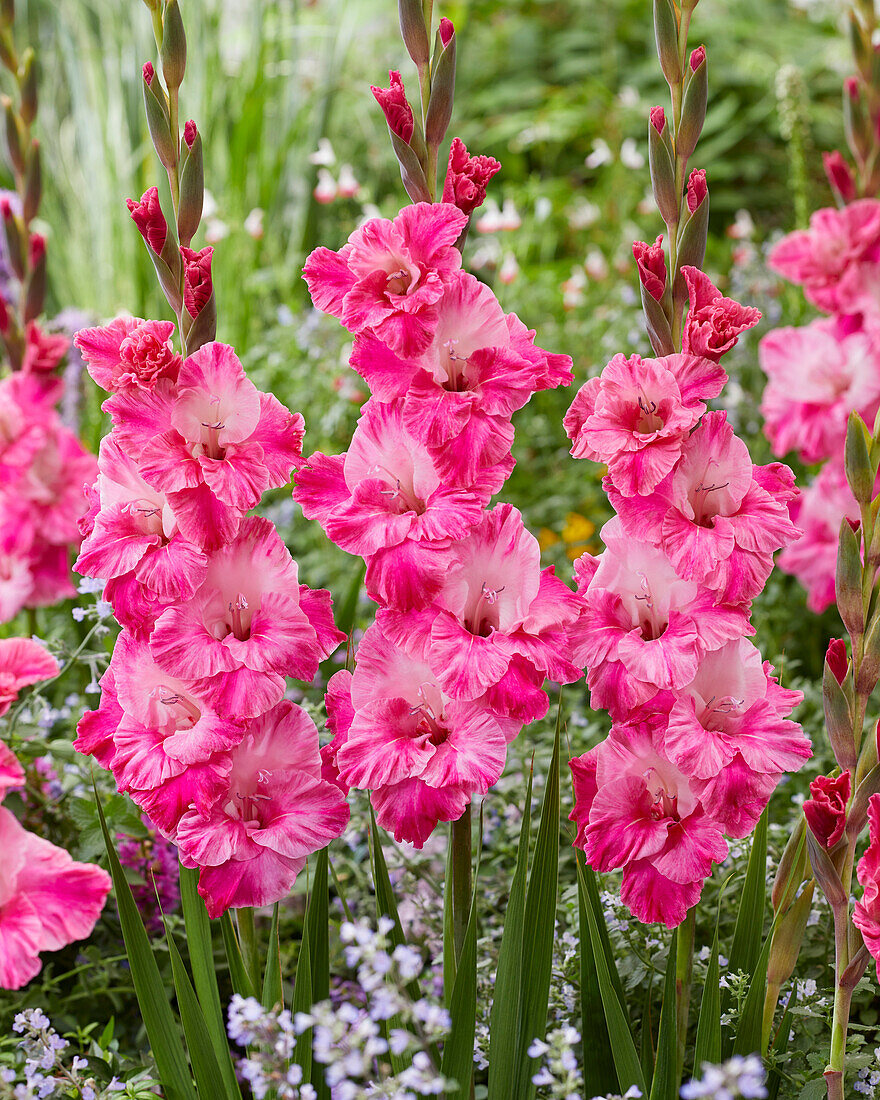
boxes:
[176,701,349,917]
[0,637,59,716]
[75,317,181,392]
[303,203,468,357]
[681,266,761,362]
[854,794,880,981]
[563,352,725,496]
[569,719,729,928]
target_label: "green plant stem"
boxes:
[676,907,695,1081]
[237,907,262,995]
[450,804,472,971]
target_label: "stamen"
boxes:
[229,593,249,641]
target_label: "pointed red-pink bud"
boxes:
[804,771,851,849]
[845,76,860,100]
[847,517,861,533]
[686,167,707,213]
[143,61,155,87]
[650,105,666,134]
[126,186,167,256]
[0,195,13,221]
[180,244,214,318]
[823,151,856,204]
[826,638,850,686]
[0,297,9,335]
[183,119,197,149]
[442,136,501,216]
[632,235,666,301]
[28,232,45,267]
[689,45,706,72]
[439,17,455,46]
[370,70,414,145]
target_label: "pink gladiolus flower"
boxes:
[349,271,572,479]
[105,341,304,548]
[22,323,69,378]
[294,400,497,605]
[563,352,726,497]
[75,317,181,392]
[569,719,728,928]
[804,770,850,849]
[149,516,343,717]
[573,516,751,718]
[609,411,801,602]
[370,70,414,144]
[768,199,880,312]
[680,266,761,362]
[0,637,58,716]
[854,794,880,980]
[175,701,350,917]
[302,203,468,358]
[0,807,110,989]
[759,316,880,464]
[382,503,585,701]
[0,744,24,802]
[442,137,501,216]
[777,461,859,613]
[126,187,167,256]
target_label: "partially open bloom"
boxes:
[681,266,761,362]
[75,317,181,392]
[370,70,414,144]
[126,186,167,256]
[855,795,880,981]
[0,806,111,989]
[569,719,728,928]
[633,236,666,300]
[302,203,468,357]
[442,137,501,216]
[175,701,349,917]
[804,770,850,849]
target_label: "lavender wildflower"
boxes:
[680,1055,768,1099]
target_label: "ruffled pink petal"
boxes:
[371,778,469,848]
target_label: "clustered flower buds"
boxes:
[298,193,581,846]
[565,0,809,929]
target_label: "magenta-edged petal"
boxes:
[326,477,416,555]
[337,697,435,789]
[197,849,304,919]
[251,394,304,487]
[692,758,778,840]
[303,245,356,317]
[74,317,140,390]
[652,811,728,884]
[429,612,511,699]
[134,534,208,601]
[0,743,24,803]
[371,778,469,849]
[620,860,703,929]
[151,601,238,680]
[0,892,42,989]
[199,442,269,511]
[168,484,242,549]
[584,775,670,872]
[350,333,416,400]
[293,452,350,526]
[111,718,189,792]
[419,702,508,793]
[253,773,350,859]
[74,503,160,580]
[395,202,468,259]
[140,430,203,494]
[173,342,261,445]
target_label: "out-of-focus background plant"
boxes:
[2,1,876,1097]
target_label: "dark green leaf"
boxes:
[649,930,678,1100]
[440,831,480,1098]
[694,923,722,1069]
[262,904,282,1011]
[219,913,257,1001]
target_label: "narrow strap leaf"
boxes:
[575,852,646,1095]
[732,916,779,1057]
[261,904,283,1010]
[487,768,533,1100]
[693,922,721,1068]
[292,909,314,1084]
[179,865,242,1100]
[650,929,679,1100]
[219,913,257,1001]
[304,851,331,1100]
[94,783,197,1100]
[513,710,562,1100]
[165,925,236,1100]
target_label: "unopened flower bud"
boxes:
[1,194,24,279]
[845,411,875,505]
[3,95,24,176]
[126,186,167,256]
[648,109,678,225]
[371,70,414,145]
[823,150,857,204]
[22,139,39,224]
[806,829,847,910]
[143,61,155,86]
[845,75,860,100]
[836,517,865,641]
[18,48,36,126]
[772,817,808,913]
[24,233,45,322]
[632,235,666,301]
[678,47,707,160]
[858,611,880,697]
[686,167,707,213]
[177,122,203,248]
[804,771,851,849]
[827,639,849,686]
[442,136,500,216]
[180,244,214,318]
[143,66,175,170]
[398,0,429,68]
[653,0,681,87]
[160,0,186,91]
[425,22,456,147]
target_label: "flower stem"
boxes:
[237,906,262,995]
[676,907,695,1081]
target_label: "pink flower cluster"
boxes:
[565,268,811,928]
[73,322,350,917]
[759,199,880,611]
[0,639,111,989]
[297,200,583,847]
[0,366,96,622]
